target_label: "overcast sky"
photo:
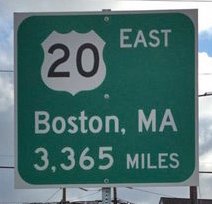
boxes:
[1,0,212,204]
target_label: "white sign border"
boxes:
[14,9,198,189]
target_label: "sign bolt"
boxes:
[104,94,110,99]
[104,178,109,184]
[104,16,110,22]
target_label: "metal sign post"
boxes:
[102,188,111,204]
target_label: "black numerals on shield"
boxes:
[77,43,99,77]
[48,44,70,77]
[47,43,99,78]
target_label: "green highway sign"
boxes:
[15,10,198,188]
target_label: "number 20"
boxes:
[47,43,99,78]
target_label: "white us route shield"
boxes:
[41,30,106,95]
